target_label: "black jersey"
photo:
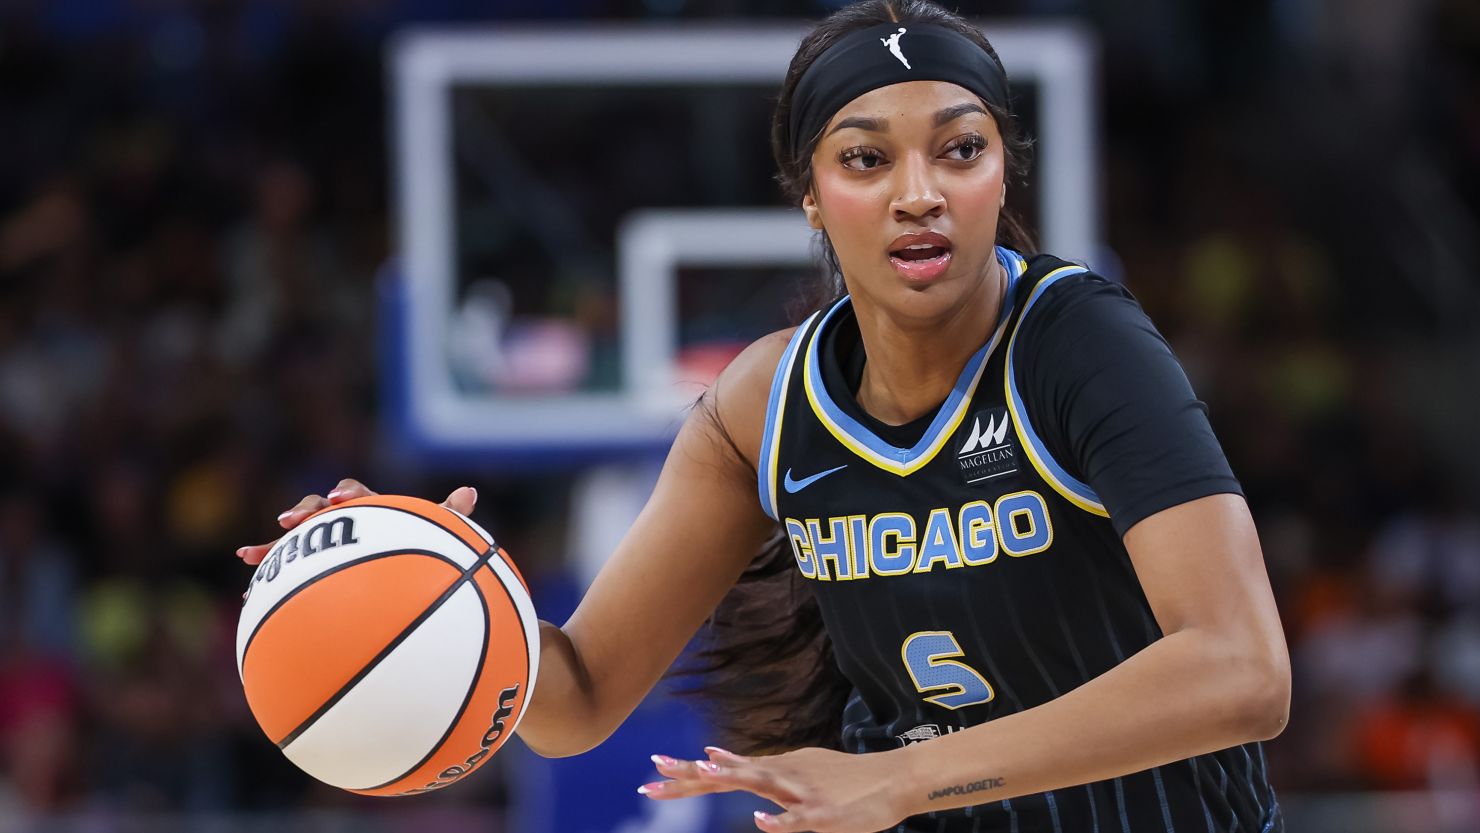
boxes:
[757,247,1281,833]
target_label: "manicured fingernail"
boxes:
[704,745,730,756]
[327,490,343,500]
[698,761,719,773]
[754,811,772,822]
[465,486,477,501]
[637,782,662,795]
[650,754,677,767]
[277,511,293,521]
[235,547,246,558]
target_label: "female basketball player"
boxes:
[240,2,1290,831]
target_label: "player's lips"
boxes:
[887,231,953,282]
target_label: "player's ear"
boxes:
[802,188,824,230]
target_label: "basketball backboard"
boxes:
[387,23,1098,460]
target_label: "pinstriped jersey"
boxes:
[756,247,1281,833]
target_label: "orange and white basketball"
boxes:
[235,495,539,796]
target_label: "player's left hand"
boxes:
[640,745,909,833]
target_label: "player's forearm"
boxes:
[890,627,1290,816]
[516,618,682,758]
[513,621,607,758]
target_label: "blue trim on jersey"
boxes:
[758,314,819,520]
[801,246,1025,469]
[1003,264,1108,513]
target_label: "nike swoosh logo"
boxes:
[783,464,848,494]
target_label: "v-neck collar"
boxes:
[800,246,1028,476]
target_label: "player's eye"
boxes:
[943,134,987,162]
[839,146,887,171]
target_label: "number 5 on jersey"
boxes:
[901,631,995,709]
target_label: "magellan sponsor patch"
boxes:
[957,408,1018,484]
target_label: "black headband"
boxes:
[787,22,1010,162]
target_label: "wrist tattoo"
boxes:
[926,777,1006,802]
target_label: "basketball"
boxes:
[235,495,539,796]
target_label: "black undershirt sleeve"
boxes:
[1015,272,1243,538]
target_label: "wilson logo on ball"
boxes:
[398,683,522,795]
[244,517,359,603]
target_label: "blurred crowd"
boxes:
[0,0,1477,822]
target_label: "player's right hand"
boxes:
[235,478,478,565]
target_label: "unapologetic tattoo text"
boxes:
[926,777,1006,802]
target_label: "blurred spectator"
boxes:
[0,654,78,813]
[0,489,79,660]
[1295,566,1426,706]
[80,579,234,811]
[0,486,81,813]
[1354,669,1480,792]
[217,158,357,368]
[1370,488,1480,616]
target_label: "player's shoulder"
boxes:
[726,326,798,382]
[702,326,801,469]
[1016,252,1127,307]
[1013,252,1138,334]
[719,327,797,405]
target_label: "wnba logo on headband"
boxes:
[881,27,910,68]
[786,22,1011,161]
